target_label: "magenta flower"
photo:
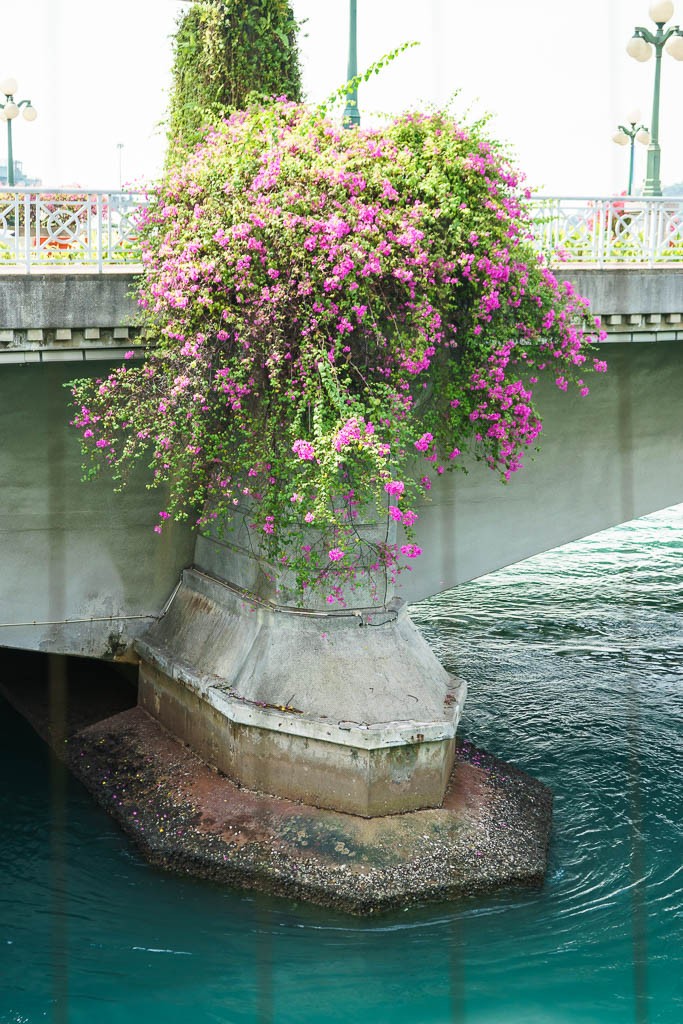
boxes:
[414,432,434,452]
[68,100,605,605]
[292,439,315,461]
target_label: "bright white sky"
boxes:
[2,0,682,194]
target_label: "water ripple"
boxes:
[1,505,682,1023]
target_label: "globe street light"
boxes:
[343,0,360,128]
[612,109,651,194]
[626,2,683,195]
[0,77,37,187]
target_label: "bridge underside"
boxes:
[0,340,681,656]
[404,339,683,603]
[0,361,194,660]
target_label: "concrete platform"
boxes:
[135,568,467,817]
[0,657,553,915]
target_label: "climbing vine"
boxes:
[166,0,302,163]
[69,98,606,604]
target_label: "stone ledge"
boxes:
[0,326,142,349]
[0,346,144,364]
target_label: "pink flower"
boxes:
[328,548,344,561]
[400,544,422,558]
[388,506,403,521]
[384,479,405,496]
[333,418,362,451]
[304,511,315,523]
[292,439,316,461]
[414,432,433,452]
[124,350,135,360]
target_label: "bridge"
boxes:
[1,189,682,821]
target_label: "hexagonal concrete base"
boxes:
[136,568,466,816]
[64,706,553,915]
[0,655,553,916]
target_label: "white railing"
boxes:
[531,195,683,267]
[0,188,145,272]
[1,189,682,272]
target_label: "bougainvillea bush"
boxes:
[70,99,606,602]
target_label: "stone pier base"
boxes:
[67,707,552,915]
[0,660,552,914]
[135,568,466,817]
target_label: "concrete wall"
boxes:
[0,266,680,343]
[565,266,683,316]
[400,341,683,603]
[0,361,194,659]
[0,272,138,330]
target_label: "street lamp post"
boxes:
[0,78,37,187]
[612,110,651,194]
[627,2,683,196]
[343,0,361,128]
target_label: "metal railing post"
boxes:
[97,193,103,274]
[24,190,30,274]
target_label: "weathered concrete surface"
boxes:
[0,658,552,915]
[403,341,683,602]
[136,568,466,816]
[0,271,138,330]
[0,361,194,659]
[565,266,683,316]
[1,266,680,335]
[193,514,399,611]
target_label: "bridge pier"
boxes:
[4,262,682,908]
[135,527,466,817]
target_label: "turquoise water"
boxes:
[1,506,682,1024]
